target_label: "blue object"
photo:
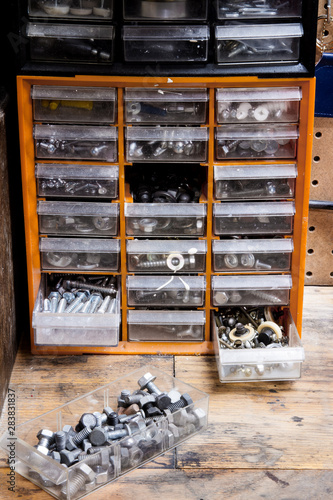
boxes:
[315,53,333,117]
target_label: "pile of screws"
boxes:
[218,0,295,19]
[130,252,197,272]
[216,215,291,234]
[40,214,116,236]
[44,250,118,271]
[213,288,286,306]
[217,138,293,158]
[217,101,290,123]
[39,178,116,197]
[36,139,113,159]
[127,101,201,122]
[215,306,288,350]
[42,276,118,314]
[128,139,203,160]
[218,39,294,61]
[215,179,292,199]
[28,372,206,497]
[215,251,289,272]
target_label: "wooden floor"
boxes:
[0,286,332,499]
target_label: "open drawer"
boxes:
[212,308,305,382]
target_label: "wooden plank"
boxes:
[175,288,333,470]
[0,468,332,500]
[305,210,333,285]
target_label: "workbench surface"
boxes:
[0,286,332,499]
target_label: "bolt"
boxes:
[43,298,51,313]
[48,292,61,313]
[63,280,116,296]
[89,293,103,313]
[135,255,195,270]
[138,372,162,395]
[55,431,67,452]
[67,427,92,451]
[78,414,98,431]
[255,259,272,270]
[65,290,90,313]
[56,298,67,313]
[36,429,54,449]
[78,448,110,469]
[167,393,193,413]
[60,448,82,467]
[60,463,95,498]
[89,425,131,446]
[97,295,111,313]
[251,291,282,304]
[139,395,162,418]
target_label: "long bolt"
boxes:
[138,373,162,395]
[65,291,89,313]
[64,280,116,296]
[60,465,95,498]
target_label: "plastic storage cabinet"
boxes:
[213,201,295,235]
[0,366,209,498]
[126,126,208,162]
[216,87,302,124]
[211,274,292,307]
[37,201,119,237]
[215,24,304,65]
[213,310,305,383]
[26,24,115,63]
[36,164,119,199]
[123,0,208,20]
[214,164,297,200]
[124,88,208,124]
[32,86,117,124]
[125,203,207,237]
[34,124,118,161]
[128,310,206,342]
[215,124,299,160]
[28,0,114,19]
[127,275,206,307]
[123,26,210,62]
[212,238,294,273]
[215,0,302,19]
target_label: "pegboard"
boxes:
[316,0,333,62]
[305,209,333,285]
[310,118,333,202]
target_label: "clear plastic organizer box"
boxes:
[216,0,302,20]
[124,88,208,124]
[215,125,298,160]
[215,23,303,65]
[127,239,207,273]
[125,203,207,237]
[123,26,210,62]
[126,127,208,162]
[32,86,117,124]
[28,0,114,20]
[123,0,208,21]
[32,276,121,346]
[0,366,209,499]
[216,87,302,124]
[34,124,118,162]
[36,164,119,199]
[213,201,295,235]
[26,23,115,63]
[212,310,305,382]
[211,274,292,307]
[37,201,119,237]
[127,275,206,307]
[128,310,205,342]
[214,164,297,200]
[212,238,293,273]
[40,238,120,271]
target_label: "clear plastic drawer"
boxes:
[216,0,302,20]
[34,124,118,161]
[211,274,292,307]
[0,366,208,499]
[36,164,119,199]
[32,86,117,124]
[27,23,115,63]
[213,308,304,382]
[212,238,293,273]
[124,88,208,124]
[127,239,207,273]
[214,164,297,200]
[32,274,120,346]
[128,310,205,342]
[37,201,119,237]
[127,275,205,307]
[40,238,120,271]
[125,203,206,237]
[123,0,208,21]
[216,87,301,124]
[216,125,298,160]
[123,26,210,62]
[126,127,208,162]
[28,0,114,20]
[213,201,295,235]
[215,24,303,65]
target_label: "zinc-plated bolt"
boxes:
[67,427,93,450]
[97,295,111,314]
[251,290,282,304]
[89,293,103,314]
[63,291,75,304]
[138,372,162,395]
[89,425,131,446]
[48,292,61,313]
[255,259,272,270]
[43,298,51,313]
[36,429,55,449]
[60,463,95,498]
[55,431,67,452]
[64,280,116,296]
[56,298,67,313]
[65,290,90,313]
[78,448,110,468]
[167,393,193,413]
[136,255,195,270]
[60,448,82,467]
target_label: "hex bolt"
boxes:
[55,431,67,452]
[139,395,163,418]
[167,393,193,413]
[124,394,144,406]
[255,259,272,270]
[60,448,82,467]
[36,429,55,449]
[138,372,162,395]
[89,293,103,314]
[78,414,98,431]
[63,280,116,296]
[97,295,111,314]
[67,427,92,450]
[65,290,90,313]
[60,463,95,498]
[48,292,61,313]
[43,298,51,313]
[89,425,130,446]
[63,291,75,305]
[56,298,67,313]
[78,448,110,469]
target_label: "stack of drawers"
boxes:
[31,85,121,347]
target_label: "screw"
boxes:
[251,291,282,304]
[63,280,116,296]
[65,290,90,313]
[135,255,195,270]
[60,464,95,498]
